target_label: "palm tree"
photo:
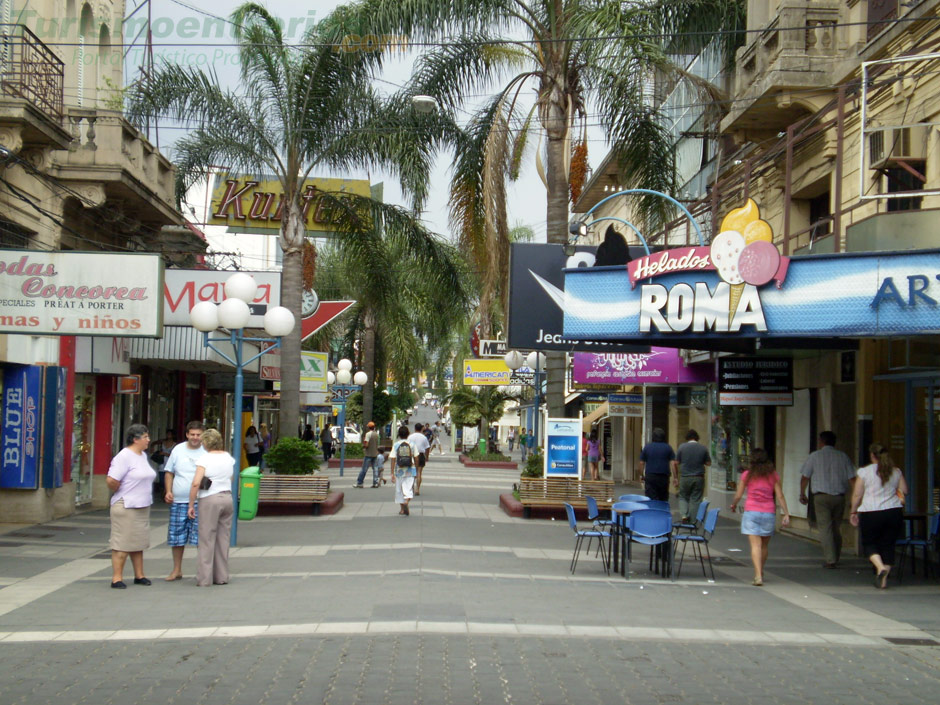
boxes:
[127,3,455,438]
[313,215,471,424]
[322,0,745,417]
[447,386,516,454]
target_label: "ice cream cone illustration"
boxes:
[712,199,776,325]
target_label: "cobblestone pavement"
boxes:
[1,449,939,704]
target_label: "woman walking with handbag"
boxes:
[849,443,908,589]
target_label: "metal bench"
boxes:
[517,478,615,518]
[257,475,331,515]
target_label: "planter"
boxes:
[459,454,518,469]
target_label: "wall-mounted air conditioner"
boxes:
[869,125,929,169]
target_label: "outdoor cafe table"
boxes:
[609,503,673,579]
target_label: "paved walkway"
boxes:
[1,452,938,704]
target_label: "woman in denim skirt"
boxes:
[730,449,791,586]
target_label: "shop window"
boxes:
[885,165,925,211]
[709,388,757,492]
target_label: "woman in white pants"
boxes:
[189,428,235,587]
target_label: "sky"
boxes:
[124,0,579,244]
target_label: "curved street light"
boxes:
[190,273,296,545]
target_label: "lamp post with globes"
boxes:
[189,273,295,546]
[504,350,547,452]
[327,359,367,477]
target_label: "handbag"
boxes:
[150,451,164,465]
[198,475,212,491]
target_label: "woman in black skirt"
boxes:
[849,443,908,589]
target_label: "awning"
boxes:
[129,326,260,373]
[582,401,609,433]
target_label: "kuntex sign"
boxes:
[551,200,940,342]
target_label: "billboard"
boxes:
[544,418,582,478]
[573,348,715,385]
[463,359,512,385]
[1,365,42,489]
[0,250,163,337]
[508,243,650,353]
[163,270,281,326]
[209,173,373,233]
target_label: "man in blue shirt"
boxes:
[638,427,675,501]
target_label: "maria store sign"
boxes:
[0,250,162,337]
[552,200,940,342]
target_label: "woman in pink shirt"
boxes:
[730,449,791,586]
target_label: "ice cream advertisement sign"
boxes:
[550,203,940,341]
[624,200,790,333]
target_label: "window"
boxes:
[885,166,924,212]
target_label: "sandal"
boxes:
[752,578,763,586]
[876,569,889,589]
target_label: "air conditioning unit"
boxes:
[869,125,929,169]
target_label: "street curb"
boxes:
[498,493,524,518]
[257,491,344,517]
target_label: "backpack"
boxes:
[396,441,413,468]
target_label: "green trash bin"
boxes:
[238,466,262,521]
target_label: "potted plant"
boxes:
[262,437,321,475]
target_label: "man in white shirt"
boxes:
[163,421,207,581]
[408,423,431,496]
[799,430,856,568]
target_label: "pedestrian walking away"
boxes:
[163,420,207,581]
[799,431,856,568]
[638,427,675,502]
[519,428,528,461]
[319,422,333,462]
[585,430,604,481]
[430,421,444,455]
[849,443,908,589]
[189,429,235,587]
[391,426,416,515]
[106,424,156,589]
[408,423,430,496]
[673,429,711,523]
[258,422,272,470]
[730,449,791,586]
[508,426,515,452]
[355,422,381,488]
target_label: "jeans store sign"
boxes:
[0,250,163,337]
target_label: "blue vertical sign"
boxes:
[41,366,67,489]
[544,418,582,478]
[1,366,42,489]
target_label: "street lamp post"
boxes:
[190,273,295,546]
[327,358,367,477]
[504,350,546,451]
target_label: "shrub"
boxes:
[465,447,511,462]
[336,442,364,459]
[520,449,543,478]
[263,437,320,475]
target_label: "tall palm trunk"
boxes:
[540,67,570,419]
[278,197,304,440]
[361,309,377,425]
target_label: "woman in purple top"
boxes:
[106,423,156,589]
[586,430,604,481]
[730,449,790,586]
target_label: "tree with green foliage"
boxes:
[447,386,516,451]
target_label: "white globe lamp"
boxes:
[412,95,438,113]
[217,297,251,330]
[336,369,352,385]
[504,350,524,371]
[224,272,258,302]
[353,371,368,386]
[263,306,295,337]
[526,351,546,370]
[190,300,219,332]
[327,371,336,385]
[337,358,353,372]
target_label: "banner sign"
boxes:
[573,348,715,385]
[544,418,582,478]
[164,270,280,326]
[274,351,327,392]
[40,366,66,489]
[562,248,940,341]
[609,393,644,417]
[508,243,650,353]
[0,250,163,337]
[463,359,512,385]
[718,357,793,406]
[1,365,42,489]
[209,173,372,233]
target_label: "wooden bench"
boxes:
[517,478,615,518]
[257,475,331,515]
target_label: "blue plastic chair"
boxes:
[564,503,611,575]
[609,502,651,574]
[585,496,616,555]
[619,494,649,502]
[896,513,939,581]
[673,508,720,580]
[644,500,671,512]
[674,500,710,535]
[627,509,673,578]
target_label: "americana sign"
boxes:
[554,200,940,342]
[463,359,513,385]
[209,173,373,234]
[0,250,163,337]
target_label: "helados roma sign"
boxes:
[545,200,940,341]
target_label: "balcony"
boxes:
[52,108,181,228]
[722,0,844,134]
[0,24,70,151]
